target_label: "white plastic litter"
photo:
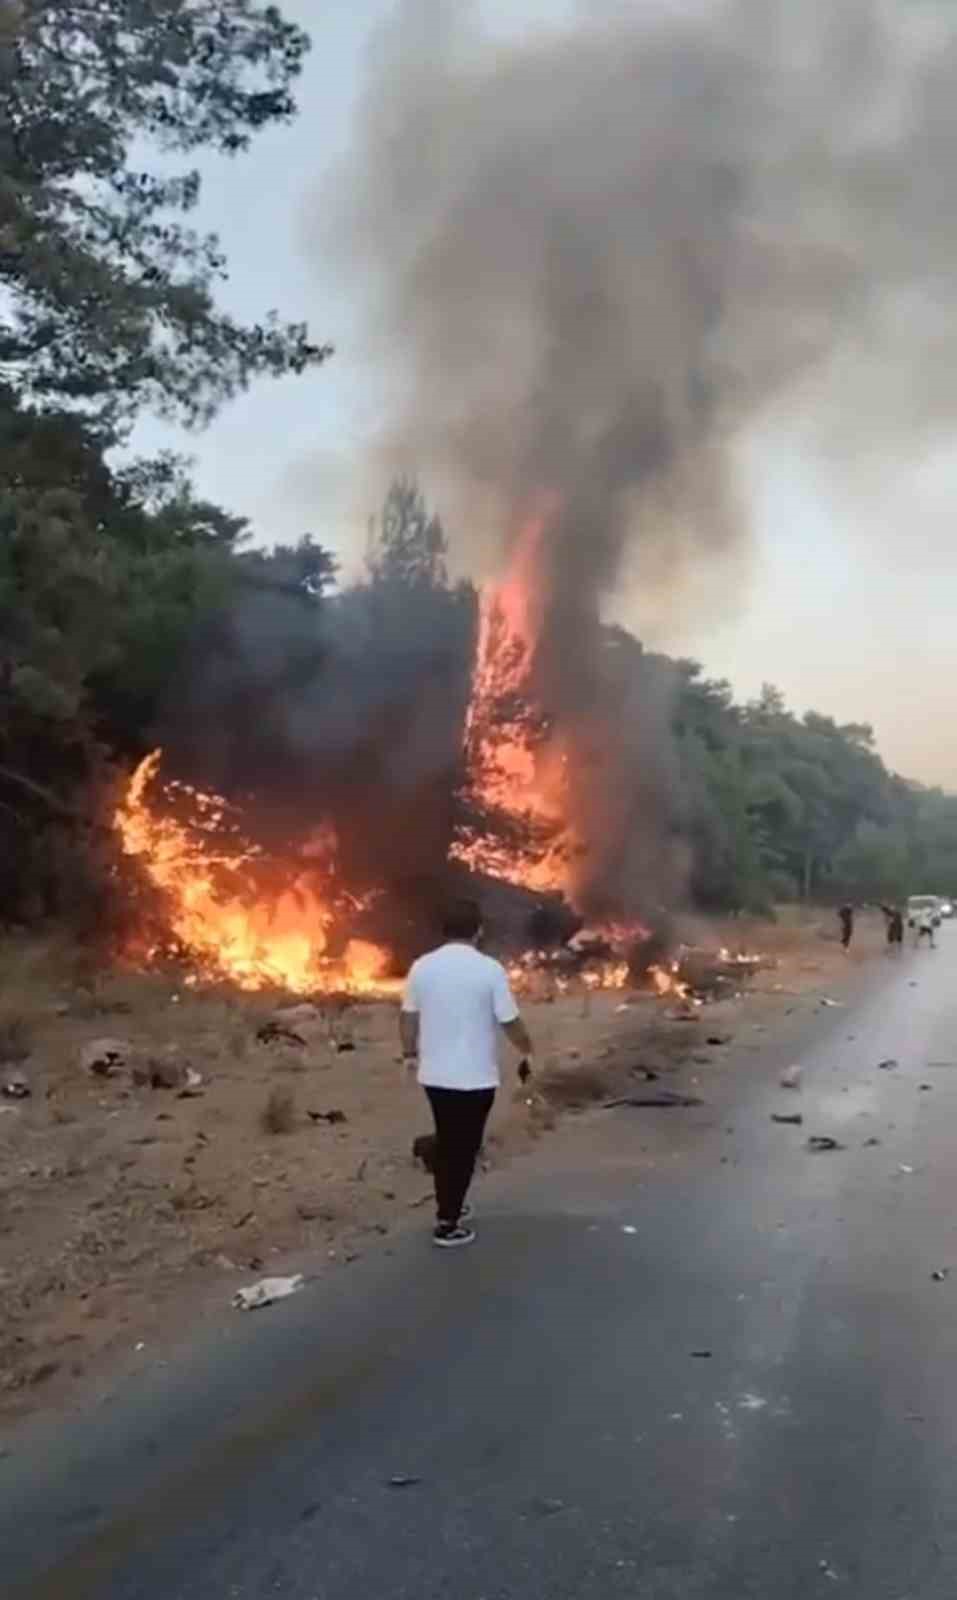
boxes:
[232,1273,305,1312]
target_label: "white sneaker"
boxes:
[433,1224,476,1249]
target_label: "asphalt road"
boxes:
[6,931,957,1598]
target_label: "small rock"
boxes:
[2,1071,31,1100]
[80,1038,133,1077]
[28,1360,61,1387]
[932,1269,949,1282]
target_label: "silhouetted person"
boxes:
[400,899,533,1248]
[838,904,854,953]
[881,904,903,954]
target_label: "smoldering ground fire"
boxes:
[114,0,957,989]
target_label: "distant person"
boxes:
[915,905,937,949]
[881,904,904,954]
[838,903,854,954]
[400,898,534,1249]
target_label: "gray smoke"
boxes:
[311,0,957,911]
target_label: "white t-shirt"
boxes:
[402,943,519,1090]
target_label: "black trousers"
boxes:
[425,1086,495,1225]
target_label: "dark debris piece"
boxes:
[256,1022,306,1048]
[807,1136,845,1153]
[771,1113,803,1126]
[605,1091,703,1110]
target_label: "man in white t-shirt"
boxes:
[400,898,533,1248]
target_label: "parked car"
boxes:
[907,894,942,929]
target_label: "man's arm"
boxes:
[502,1015,533,1057]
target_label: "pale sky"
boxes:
[133,1,957,790]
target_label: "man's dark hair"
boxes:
[442,898,482,942]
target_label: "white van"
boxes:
[907,895,942,929]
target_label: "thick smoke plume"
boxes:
[311,0,957,914]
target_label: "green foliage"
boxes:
[674,666,957,909]
[0,0,331,424]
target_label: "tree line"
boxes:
[1,1,954,929]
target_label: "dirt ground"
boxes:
[0,908,882,1423]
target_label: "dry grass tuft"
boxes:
[261,1085,296,1135]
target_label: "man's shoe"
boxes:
[433,1224,476,1249]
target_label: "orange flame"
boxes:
[648,961,692,1001]
[114,751,396,995]
[452,497,581,893]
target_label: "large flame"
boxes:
[114,751,395,994]
[451,498,581,893]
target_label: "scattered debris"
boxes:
[706,1036,730,1047]
[932,1269,949,1282]
[387,1476,422,1489]
[605,1091,703,1109]
[256,1021,306,1048]
[919,1083,933,1092]
[819,999,842,1009]
[807,1136,845,1153]
[863,1137,882,1148]
[898,1164,914,1175]
[178,1068,204,1098]
[878,1059,898,1072]
[336,1040,356,1054]
[2,1072,31,1100]
[691,1350,713,1358]
[80,1037,132,1077]
[232,1210,255,1230]
[518,1057,532,1085]
[527,1497,566,1518]
[780,1064,802,1090]
[818,1559,840,1582]
[615,1003,632,1014]
[133,1053,186,1091]
[232,1273,305,1311]
[621,1225,638,1235]
[307,1109,348,1126]
[771,1113,803,1126]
